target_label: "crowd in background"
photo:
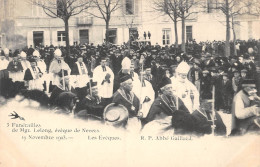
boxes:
[0,39,259,135]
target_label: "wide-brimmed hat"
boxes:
[103,103,129,127]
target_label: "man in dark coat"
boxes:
[220,73,233,113]
[112,74,140,118]
[76,80,111,119]
[145,77,189,123]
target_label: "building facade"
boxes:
[0,0,259,50]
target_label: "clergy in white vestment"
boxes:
[49,49,71,86]
[139,71,155,118]
[70,55,89,88]
[24,58,44,90]
[33,50,47,74]
[171,61,200,113]
[7,54,24,82]
[20,51,30,71]
[93,57,114,98]
[130,63,142,100]
[0,54,9,71]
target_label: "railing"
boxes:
[77,16,93,26]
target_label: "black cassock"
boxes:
[76,96,111,118]
[112,89,140,118]
[145,94,189,123]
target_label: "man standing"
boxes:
[231,79,260,135]
[70,55,90,88]
[93,57,114,98]
[49,49,71,87]
[24,58,44,91]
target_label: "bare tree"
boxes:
[89,0,121,45]
[30,0,92,55]
[209,0,260,57]
[177,0,202,53]
[153,0,180,49]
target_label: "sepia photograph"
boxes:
[0,0,259,166]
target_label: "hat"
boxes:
[176,61,190,74]
[33,50,40,57]
[121,57,131,69]
[209,67,217,73]
[120,74,132,83]
[20,51,27,58]
[54,49,62,57]
[241,69,247,73]
[86,79,97,89]
[58,70,69,77]
[159,77,172,89]
[193,58,200,65]
[222,73,228,76]
[103,103,129,127]
[241,79,256,88]
[233,69,240,73]
[202,70,209,74]
[4,48,9,55]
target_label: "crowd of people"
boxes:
[0,39,259,136]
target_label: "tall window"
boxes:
[32,0,44,17]
[162,29,171,45]
[57,31,66,42]
[186,26,192,42]
[207,0,221,13]
[125,0,134,15]
[108,29,117,44]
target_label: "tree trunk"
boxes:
[174,18,178,49]
[231,15,237,56]
[105,20,109,46]
[181,15,186,53]
[225,0,230,57]
[64,18,70,56]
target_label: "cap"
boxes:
[20,51,27,58]
[4,48,9,55]
[54,49,62,57]
[241,69,247,73]
[176,61,190,74]
[120,74,132,83]
[33,50,40,57]
[159,77,172,89]
[121,57,131,70]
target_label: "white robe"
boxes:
[26,66,44,91]
[0,59,9,71]
[131,72,142,100]
[139,80,155,118]
[93,65,114,98]
[49,59,71,86]
[71,62,89,88]
[171,77,200,113]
